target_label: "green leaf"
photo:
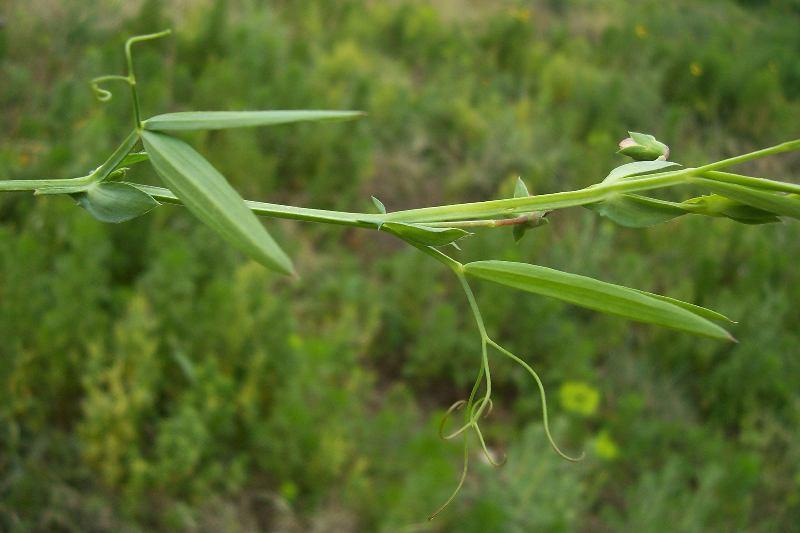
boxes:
[692,178,800,220]
[463,260,733,341]
[603,160,681,184]
[143,110,365,131]
[371,196,387,214]
[72,182,159,223]
[514,177,530,198]
[683,194,781,225]
[141,131,294,275]
[631,288,736,324]
[587,194,688,227]
[381,222,470,247]
[512,224,526,242]
[118,151,149,167]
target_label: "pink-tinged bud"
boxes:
[617,132,670,161]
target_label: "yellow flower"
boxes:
[690,62,703,77]
[509,7,532,22]
[634,24,648,39]
[594,430,620,460]
[559,381,600,417]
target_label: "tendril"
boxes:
[487,338,585,462]
[438,400,466,440]
[89,75,130,103]
[473,422,506,467]
[428,437,469,521]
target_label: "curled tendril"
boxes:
[89,75,130,103]
[487,338,585,462]
[438,400,466,440]
[475,397,493,419]
[91,84,112,102]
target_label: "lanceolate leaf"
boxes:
[381,222,470,247]
[692,178,800,220]
[603,160,681,184]
[118,151,149,167]
[141,130,294,275]
[587,194,688,228]
[371,196,387,214]
[143,110,364,131]
[72,182,159,223]
[631,288,736,324]
[463,260,733,341]
[514,177,530,198]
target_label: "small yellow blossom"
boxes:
[509,7,532,22]
[559,381,600,417]
[690,62,703,77]
[634,25,648,39]
[594,429,620,460]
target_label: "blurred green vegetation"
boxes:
[1,0,799,530]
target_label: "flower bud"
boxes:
[617,132,670,161]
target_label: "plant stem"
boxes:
[383,170,691,222]
[700,170,800,194]
[694,138,800,173]
[382,138,800,222]
[124,30,171,129]
[0,131,140,194]
[3,137,796,230]
[138,184,376,227]
[0,176,91,192]
[425,212,548,229]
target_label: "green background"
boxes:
[1,0,799,530]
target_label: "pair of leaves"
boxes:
[139,110,364,275]
[463,260,734,341]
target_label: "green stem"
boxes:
[694,138,800,172]
[699,170,800,195]
[138,184,375,227]
[0,131,140,194]
[425,212,548,229]
[124,30,171,129]
[382,138,800,223]
[0,176,91,192]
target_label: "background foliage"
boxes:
[1,0,799,530]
